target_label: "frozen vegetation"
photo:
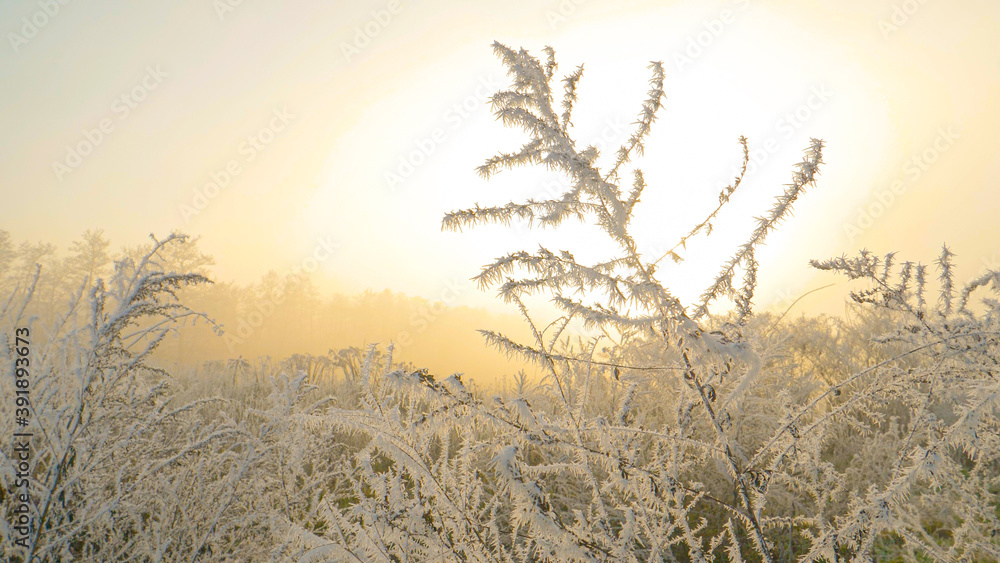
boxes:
[2,44,999,561]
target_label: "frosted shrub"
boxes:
[440,42,823,561]
[0,235,316,560]
[804,248,1000,560]
[0,234,225,559]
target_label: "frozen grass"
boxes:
[2,46,999,561]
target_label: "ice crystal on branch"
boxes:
[438,43,831,561]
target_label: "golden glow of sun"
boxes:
[296,3,892,316]
[4,0,996,323]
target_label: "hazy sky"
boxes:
[2,0,999,317]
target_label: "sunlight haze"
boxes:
[2,0,998,375]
